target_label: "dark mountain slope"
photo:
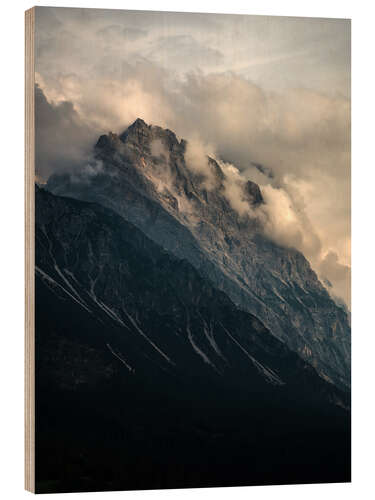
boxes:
[35,186,350,492]
[47,118,350,388]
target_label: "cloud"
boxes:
[171,72,350,181]
[97,24,148,41]
[150,138,169,160]
[218,161,257,216]
[184,136,217,189]
[260,185,304,249]
[147,35,223,72]
[319,251,351,308]
[169,72,350,306]
[36,59,175,135]
[34,9,350,307]
[35,84,98,180]
[182,136,350,307]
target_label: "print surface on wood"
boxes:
[25,6,351,493]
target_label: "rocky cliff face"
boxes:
[35,186,350,491]
[35,185,348,401]
[47,118,351,388]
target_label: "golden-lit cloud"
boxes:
[34,7,351,307]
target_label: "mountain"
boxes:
[35,186,350,492]
[47,118,351,389]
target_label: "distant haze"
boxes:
[35,7,351,307]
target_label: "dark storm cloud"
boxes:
[35,85,97,180]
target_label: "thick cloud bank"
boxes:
[34,8,350,307]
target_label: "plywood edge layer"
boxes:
[25,6,35,494]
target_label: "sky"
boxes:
[34,7,351,307]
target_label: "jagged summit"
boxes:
[95,119,156,151]
[117,118,181,152]
[130,117,148,129]
[94,119,260,206]
[245,180,264,206]
[89,119,187,164]
[119,117,150,143]
[95,131,120,151]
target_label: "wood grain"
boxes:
[25,7,35,493]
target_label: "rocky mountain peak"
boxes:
[208,157,225,182]
[131,117,148,129]
[245,180,264,206]
[115,118,182,155]
[46,119,350,389]
[122,117,149,136]
[119,118,151,146]
[95,131,121,151]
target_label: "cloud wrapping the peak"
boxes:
[184,137,217,189]
[34,8,350,307]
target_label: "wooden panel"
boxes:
[25,6,35,494]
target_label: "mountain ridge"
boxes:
[35,185,350,491]
[36,184,348,398]
[47,118,351,388]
